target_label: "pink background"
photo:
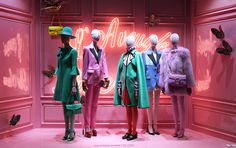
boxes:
[0,0,235,142]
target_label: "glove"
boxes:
[186,88,192,95]
[117,80,122,96]
[82,81,88,92]
[134,81,138,99]
[161,87,165,95]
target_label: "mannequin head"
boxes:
[91,29,100,44]
[149,34,158,49]
[61,35,70,47]
[126,35,135,48]
[170,33,179,48]
[60,26,75,47]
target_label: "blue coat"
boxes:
[142,49,162,91]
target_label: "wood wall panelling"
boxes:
[146,0,186,17]
[194,19,236,103]
[194,0,236,16]
[0,106,32,132]
[0,18,31,100]
[0,0,31,14]
[92,0,135,16]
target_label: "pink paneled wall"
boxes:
[0,0,35,138]
[39,0,190,129]
[190,0,236,142]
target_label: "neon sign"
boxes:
[3,68,29,92]
[74,17,171,52]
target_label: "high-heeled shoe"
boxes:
[146,127,155,135]
[62,130,70,140]
[172,126,180,137]
[127,133,138,141]
[177,129,185,139]
[172,132,178,137]
[152,125,160,135]
[67,130,75,141]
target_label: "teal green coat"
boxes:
[114,49,149,108]
[53,47,80,103]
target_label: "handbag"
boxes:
[168,73,187,87]
[48,15,63,36]
[167,57,187,87]
[66,93,82,116]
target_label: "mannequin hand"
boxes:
[187,88,192,95]
[161,87,165,95]
[82,81,88,92]
[71,86,77,94]
[80,95,85,104]
[104,78,110,89]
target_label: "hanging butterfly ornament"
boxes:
[211,25,233,55]
[42,64,56,79]
[41,0,64,12]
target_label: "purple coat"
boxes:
[82,43,108,84]
[159,46,195,95]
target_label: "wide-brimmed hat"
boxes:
[59,26,76,39]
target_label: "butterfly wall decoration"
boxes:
[41,0,64,12]
[9,114,21,126]
[42,64,56,79]
[148,14,160,27]
[211,25,233,55]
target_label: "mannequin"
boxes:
[142,34,161,135]
[159,33,195,138]
[53,26,80,141]
[114,36,149,141]
[82,29,109,138]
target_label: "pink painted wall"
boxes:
[38,0,190,128]
[0,0,36,138]
[190,0,236,142]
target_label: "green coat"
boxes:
[114,49,149,108]
[53,47,80,103]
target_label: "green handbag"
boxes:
[66,93,82,116]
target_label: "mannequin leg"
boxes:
[131,106,138,135]
[90,84,100,136]
[177,96,185,138]
[147,91,154,134]
[153,89,161,134]
[84,84,94,137]
[122,106,132,139]
[126,106,138,141]
[171,96,180,137]
[126,107,132,134]
[68,114,75,141]
[62,103,70,140]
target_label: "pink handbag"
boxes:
[167,56,187,87]
[168,73,187,87]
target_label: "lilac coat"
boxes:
[82,43,108,84]
[159,46,195,95]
